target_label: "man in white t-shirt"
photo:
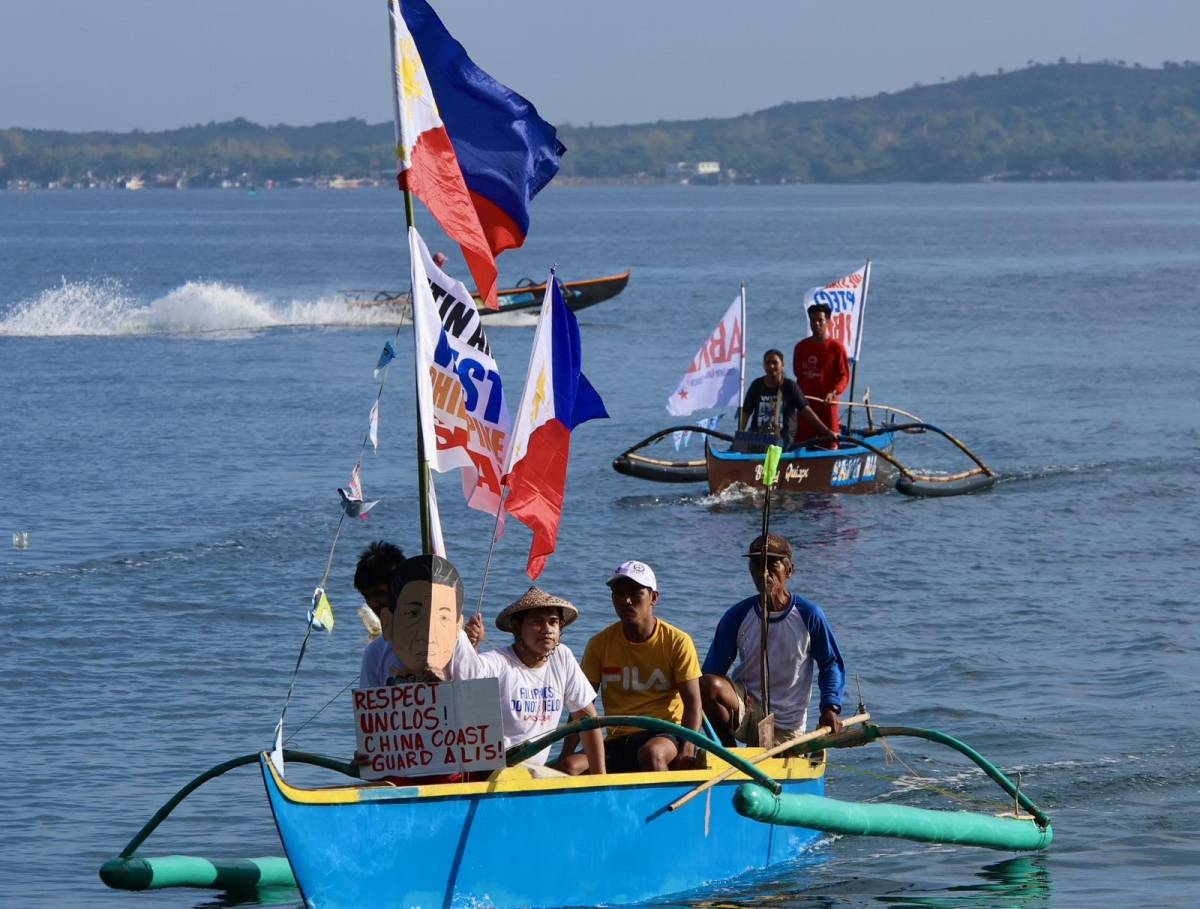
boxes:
[479,588,605,773]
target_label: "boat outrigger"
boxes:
[100,714,1052,905]
[341,269,631,319]
[100,714,1051,906]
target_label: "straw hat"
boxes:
[495,586,580,632]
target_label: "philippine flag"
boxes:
[504,276,608,579]
[390,0,564,309]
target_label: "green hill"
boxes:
[4,61,1200,187]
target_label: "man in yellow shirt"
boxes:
[562,560,702,772]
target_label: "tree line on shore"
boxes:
[4,61,1200,189]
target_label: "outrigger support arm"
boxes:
[785,723,1051,829]
[874,422,997,477]
[835,424,998,495]
[113,750,357,860]
[504,715,785,794]
[613,424,735,460]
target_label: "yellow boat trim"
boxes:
[262,749,824,806]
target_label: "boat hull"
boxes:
[705,433,897,496]
[261,751,825,908]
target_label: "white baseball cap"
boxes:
[606,560,658,592]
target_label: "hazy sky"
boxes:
[4,1,1199,132]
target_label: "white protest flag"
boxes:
[409,226,512,523]
[801,262,871,362]
[666,292,745,416]
[428,471,447,558]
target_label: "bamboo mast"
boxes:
[389,0,433,555]
[843,259,871,437]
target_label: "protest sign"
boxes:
[353,677,505,780]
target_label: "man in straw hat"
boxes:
[700,533,845,747]
[477,587,605,774]
[561,560,703,773]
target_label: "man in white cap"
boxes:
[477,587,605,774]
[561,560,702,773]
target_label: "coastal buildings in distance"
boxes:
[665,161,728,185]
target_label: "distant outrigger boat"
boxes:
[614,267,998,498]
[341,269,631,319]
[614,404,998,497]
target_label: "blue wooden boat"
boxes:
[100,718,1052,904]
[261,744,825,908]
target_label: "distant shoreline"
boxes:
[5,62,1200,188]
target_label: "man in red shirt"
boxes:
[792,303,849,447]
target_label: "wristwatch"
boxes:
[822,703,841,714]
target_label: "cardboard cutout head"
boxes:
[385,555,465,681]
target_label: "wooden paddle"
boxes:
[666,711,870,813]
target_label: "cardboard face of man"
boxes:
[387,579,463,680]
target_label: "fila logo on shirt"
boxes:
[601,666,670,692]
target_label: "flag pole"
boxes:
[389,0,433,555]
[404,192,434,556]
[738,284,748,416]
[843,259,871,437]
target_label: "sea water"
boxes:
[1,184,1198,908]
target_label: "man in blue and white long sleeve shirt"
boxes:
[700,533,845,746]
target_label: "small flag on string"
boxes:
[374,340,397,379]
[368,400,380,452]
[309,586,335,633]
[338,464,379,519]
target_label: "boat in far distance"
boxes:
[341,269,631,318]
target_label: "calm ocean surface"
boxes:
[1,183,1198,908]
